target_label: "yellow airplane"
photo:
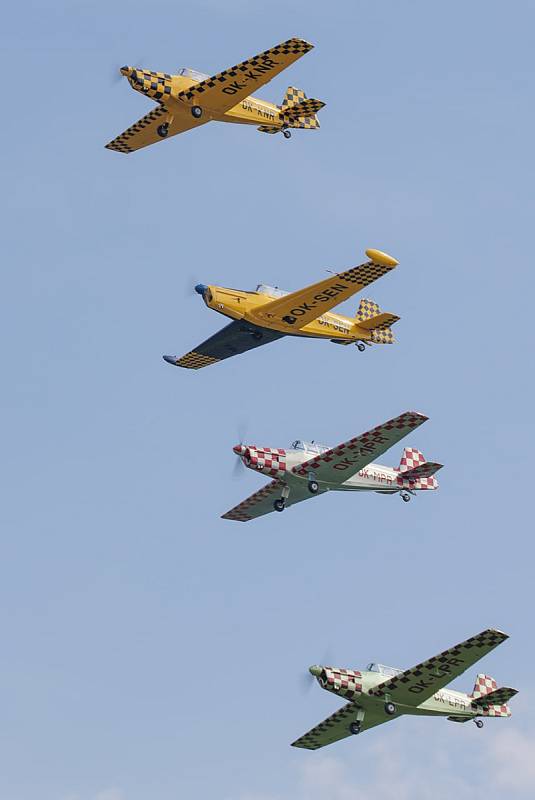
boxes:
[106,38,324,153]
[163,248,400,370]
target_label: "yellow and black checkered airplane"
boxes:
[163,249,401,370]
[105,38,324,153]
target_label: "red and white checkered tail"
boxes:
[396,448,442,490]
[471,673,498,700]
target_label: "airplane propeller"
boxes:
[232,422,249,478]
[111,59,146,85]
[299,649,333,693]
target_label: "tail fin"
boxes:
[281,86,324,129]
[355,298,400,344]
[396,447,442,490]
[471,676,517,717]
[471,674,498,699]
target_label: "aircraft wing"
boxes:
[292,411,428,482]
[177,38,313,114]
[369,629,509,706]
[221,479,327,522]
[252,249,398,331]
[291,702,391,750]
[164,320,284,370]
[105,105,205,153]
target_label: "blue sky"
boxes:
[2,1,535,798]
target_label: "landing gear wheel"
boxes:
[273,498,285,512]
[283,130,292,139]
[349,721,361,735]
[384,701,396,716]
[157,123,169,138]
[401,492,411,503]
[357,342,366,352]
[474,719,484,729]
[191,105,203,119]
[308,480,319,494]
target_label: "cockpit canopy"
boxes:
[256,284,289,299]
[291,440,331,455]
[178,67,210,82]
[366,663,403,677]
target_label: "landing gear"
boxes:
[401,491,411,503]
[308,480,319,494]
[357,342,366,352]
[191,105,203,119]
[474,719,484,729]
[157,123,169,138]
[283,129,292,139]
[384,701,397,716]
[273,498,285,512]
[349,721,361,735]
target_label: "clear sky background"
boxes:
[1,1,535,798]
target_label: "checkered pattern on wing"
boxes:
[247,447,287,478]
[292,412,426,476]
[221,480,282,522]
[368,630,509,698]
[105,106,168,153]
[291,703,356,750]
[257,125,279,134]
[179,38,313,101]
[322,668,363,700]
[356,298,381,321]
[471,674,498,699]
[338,259,395,287]
[175,350,220,370]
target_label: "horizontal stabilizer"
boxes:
[399,461,443,481]
[283,97,325,121]
[471,687,518,707]
[357,311,400,331]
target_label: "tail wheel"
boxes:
[474,719,484,729]
[157,123,169,138]
[283,130,292,139]
[273,498,285,512]
[401,492,411,503]
[191,105,203,119]
[384,701,396,716]
[357,342,366,352]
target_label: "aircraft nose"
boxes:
[233,444,246,455]
[195,283,208,296]
[309,665,322,677]
[163,355,178,366]
[120,65,130,76]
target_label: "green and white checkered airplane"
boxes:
[292,628,517,750]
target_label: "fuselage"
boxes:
[235,441,437,494]
[197,282,374,343]
[123,66,286,129]
[315,665,483,720]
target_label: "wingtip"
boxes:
[365,248,399,267]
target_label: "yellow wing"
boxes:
[177,38,314,114]
[105,106,206,154]
[251,249,398,331]
[369,629,509,706]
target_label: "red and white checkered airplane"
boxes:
[222,411,442,522]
